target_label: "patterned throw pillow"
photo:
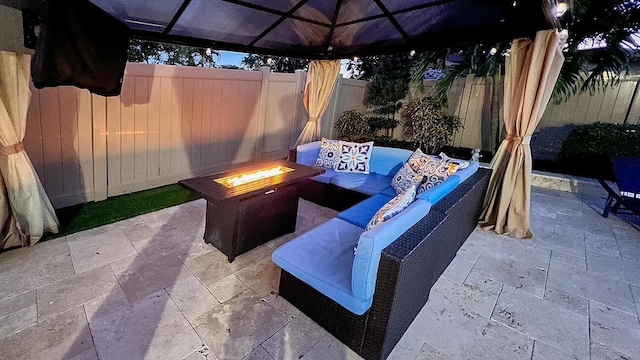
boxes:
[438,152,469,173]
[314,138,340,168]
[407,149,466,193]
[407,148,430,172]
[365,185,417,231]
[334,141,374,174]
[416,157,452,194]
[391,162,423,194]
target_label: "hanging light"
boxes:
[553,2,568,17]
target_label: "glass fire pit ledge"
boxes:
[179,160,324,262]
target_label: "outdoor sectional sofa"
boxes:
[272,140,492,360]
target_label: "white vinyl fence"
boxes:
[24,63,369,208]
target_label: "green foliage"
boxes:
[127,39,218,67]
[558,122,640,179]
[240,54,309,73]
[368,116,399,130]
[409,0,640,105]
[350,54,413,114]
[552,0,640,103]
[401,96,463,153]
[334,110,372,142]
[409,49,447,93]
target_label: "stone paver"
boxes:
[90,291,202,360]
[491,286,589,359]
[589,301,640,360]
[0,306,93,359]
[67,228,137,274]
[36,265,118,321]
[0,192,637,360]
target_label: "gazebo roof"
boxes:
[88,0,559,59]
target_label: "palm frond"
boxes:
[409,50,447,93]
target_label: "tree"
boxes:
[410,0,640,105]
[357,54,413,115]
[240,54,309,73]
[127,39,219,67]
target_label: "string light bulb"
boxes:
[554,2,568,17]
[409,50,416,56]
[205,48,212,56]
[353,56,360,61]
[489,47,497,55]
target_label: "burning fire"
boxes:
[215,166,294,187]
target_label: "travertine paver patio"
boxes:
[0,186,639,360]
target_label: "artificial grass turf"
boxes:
[44,183,199,240]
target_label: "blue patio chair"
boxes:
[598,156,640,217]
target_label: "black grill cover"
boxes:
[31,0,129,96]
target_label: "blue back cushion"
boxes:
[369,146,412,176]
[415,161,479,204]
[296,141,321,166]
[351,199,432,300]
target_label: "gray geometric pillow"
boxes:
[314,138,340,168]
[391,162,423,194]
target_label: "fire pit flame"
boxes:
[215,166,294,187]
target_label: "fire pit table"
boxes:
[179,160,323,262]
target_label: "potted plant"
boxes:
[334,110,372,142]
[401,96,463,154]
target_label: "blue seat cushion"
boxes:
[352,199,432,301]
[310,168,338,184]
[272,218,371,315]
[330,173,393,195]
[338,193,394,228]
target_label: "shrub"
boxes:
[368,116,399,131]
[401,96,463,153]
[334,110,372,141]
[557,122,640,180]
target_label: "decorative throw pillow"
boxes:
[391,162,423,194]
[407,148,432,173]
[314,138,340,168]
[334,140,374,174]
[438,152,469,173]
[416,157,452,194]
[365,185,417,231]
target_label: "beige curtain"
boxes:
[294,60,341,146]
[479,30,566,238]
[0,50,59,247]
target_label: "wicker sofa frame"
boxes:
[277,166,492,360]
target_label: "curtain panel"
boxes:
[0,51,59,248]
[294,60,341,146]
[479,30,566,238]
